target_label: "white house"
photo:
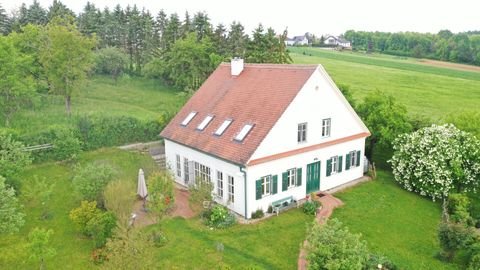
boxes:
[161,58,370,219]
[324,35,351,48]
[285,34,309,46]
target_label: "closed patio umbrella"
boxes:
[137,169,148,210]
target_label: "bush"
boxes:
[267,205,273,214]
[204,205,236,229]
[69,201,101,235]
[72,162,116,206]
[251,209,264,219]
[189,181,213,213]
[438,221,477,261]
[448,193,474,225]
[302,200,320,216]
[366,254,398,270]
[148,171,175,222]
[85,211,116,248]
[149,228,168,247]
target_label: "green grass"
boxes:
[291,47,480,120]
[154,210,311,269]
[7,75,185,135]
[332,170,458,270]
[0,148,159,269]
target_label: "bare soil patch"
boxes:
[418,59,480,73]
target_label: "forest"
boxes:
[343,30,480,65]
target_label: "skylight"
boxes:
[214,119,233,136]
[234,124,253,142]
[181,111,197,126]
[197,115,214,130]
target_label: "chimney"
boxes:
[231,57,244,76]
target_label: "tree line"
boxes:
[344,30,480,65]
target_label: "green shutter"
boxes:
[272,175,278,194]
[326,159,332,176]
[338,155,343,173]
[296,168,302,186]
[256,179,262,200]
[356,150,361,166]
[345,153,351,170]
[282,172,288,191]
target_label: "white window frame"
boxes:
[216,171,223,198]
[197,115,214,131]
[331,156,338,174]
[215,119,233,136]
[350,151,357,168]
[176,154,181,177]
[234,124,253,142]
[322,118,331,137]
[194,162,211,183]
[287,168,297,188]
[297,123,307,143]
[261,175,271,197]
[181,111,197,126]
[183,157,189,183]
[227,175,234,203]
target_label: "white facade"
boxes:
[324,36,351,47]
[163,65,368,219]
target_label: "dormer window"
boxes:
[234,124,253,142]
[181,111,197,126]
[197,115,214,131]
[215,119,233,136]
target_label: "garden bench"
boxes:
[271,196,297,216]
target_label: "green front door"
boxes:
[306,161,321,194]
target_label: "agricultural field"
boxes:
[290,47,480,120]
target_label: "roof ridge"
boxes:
[220,63,319,69]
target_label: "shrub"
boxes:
[204,205,236,229]
[69,201,101,235]
[438,221,477,261]
[302,200,320,216]
[148,171,175,222]
[448,193,474,225]
[0,132,31,180]
[149,228,168,247]
[51,127,82,161]
[267,205,273,214]
[468,253,480,270]
[251,209,264,219]
[189,180,214,213]
[72,162,116,206]
[103,180,136,229]
[85,211,117,248]
[366,254,398,270]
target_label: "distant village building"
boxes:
[324,35,351,48]
[285,34,309,46]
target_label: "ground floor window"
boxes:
[287,168,297,188]
[228,175,234,203]
[346,150,361,170]
[217,171,224,198]
[261,175,271,196]
[183,158,189,184]
[194,162,211,183]
[350,151,357,167]
[176,154,181,177]
[327,155,343,176]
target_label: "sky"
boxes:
[2,0,480,36]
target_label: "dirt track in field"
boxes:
[417,59,480,73]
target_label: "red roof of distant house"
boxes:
[160,63,317,165]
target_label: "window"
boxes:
[217,171,223,198]
[287,168,297,188]
[322,118,331,137]
[331,156,338,174]
[183,158,190,184]
[194,162,211,183]
[297,123,307,143]
[346,150,361,170]
[228,175,234,203]
[350,151,357,168]
[234,124,253,142]
[215,119,233,136]
[176,155,181,177]
[197,115,214,130]
[261,175,271,196]
[181,111,197,126]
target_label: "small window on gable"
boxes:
[234,124,253,142]
[197,115,214,131]
[215,119,233,136]
[181,111,197,126]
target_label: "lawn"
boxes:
[7,75,185,136]
[291,47,480,120]
[332,170,458,270]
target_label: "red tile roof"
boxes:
[160,63,318,165]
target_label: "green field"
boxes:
[7,76,186,136]
[290,47,480,120]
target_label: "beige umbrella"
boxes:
[137,169,148,210]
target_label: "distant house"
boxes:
[161,59,369,219]
[324,36,351,48]
[285,34,309,46]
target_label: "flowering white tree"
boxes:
[389,124,480,200]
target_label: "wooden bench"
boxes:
[271,196,297,216]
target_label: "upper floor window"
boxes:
[297,123,307,143]
[322,118,331,137]
[234,124,253,142]
[181,111,197,126]
[215,119,233,136]
[197,115,214,130]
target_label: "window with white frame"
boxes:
[197,115,214,130]
[297,123,307,143]
[194,162,211,183]
[322,118,331,137]
[228,175,234,203]
[176,154,181,177]
[261,175,271,196]
[183,157,189,183]
[215,119,233,136]
[217,171,224,198]
[234,124,253,142]
[331,156,338,173]
[181,111,197,126]
[350,151,357,167]
[287,168,297,188]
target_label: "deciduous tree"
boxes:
[0,176,25,234]
[27,227,56,270]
